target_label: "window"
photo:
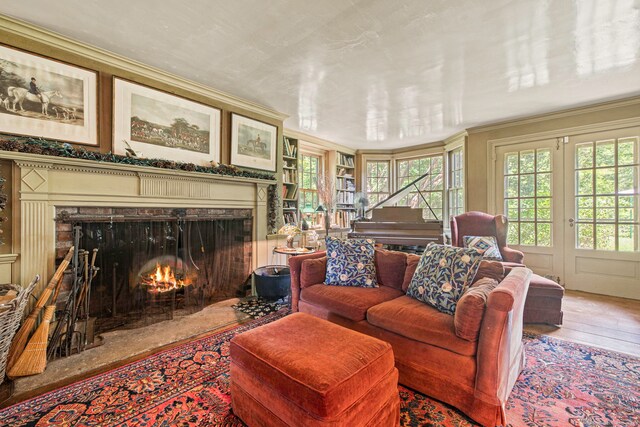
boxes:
[447,147,464,223]
[299,153,320,213]
[503,148,553,246]
[365,160,390,206]
[396,155,444,220]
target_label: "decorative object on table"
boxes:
[324,236,378,288]
[113,78,221,166]
[277,224,301,249]
[0,278,38,385]
[316,174,336,227]
[463,235,503,260]
[231,297,285,319]
[315,204,330,235]
[230,113,277,171]
[1,313,635,427]
[0,134,276,181]
[0,45,98,146]
[354,192,370,220]
[406,243,482,315]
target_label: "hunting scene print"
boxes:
[0,59,85,126]
[237,123,271,160]
[230,114,277,171]
[0,45,97,145]
[130,93,210,154]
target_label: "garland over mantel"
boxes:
[0,135,276,181]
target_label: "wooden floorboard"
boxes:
[525,290,640,357]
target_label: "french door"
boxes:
[563,127,639,298]
[495,139,564,279]
[495,126,640,298]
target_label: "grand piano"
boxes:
[348,171,444,249]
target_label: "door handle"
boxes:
[568,218,575,227]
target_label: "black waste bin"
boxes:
[253,265,290,301]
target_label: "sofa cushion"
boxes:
[472,260,504,284]
[454,277,499,341]
[401,254,421,292]
[325,237,378,288]
[406,243,483,315]
[375,249,407,290]
[300,257,327,288]
[367,295,477,356]
[300,284,404,321]
[463,235,503,260]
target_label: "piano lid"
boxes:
[365,170,438,220]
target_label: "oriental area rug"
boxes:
[0,310,638,427]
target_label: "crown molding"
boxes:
[0,14,288,121]
[468,95,640,134]
[284,129,355,154]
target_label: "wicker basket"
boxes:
[0,282,37,384]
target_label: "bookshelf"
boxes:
[282,136,299,225]
[334,151,356,228]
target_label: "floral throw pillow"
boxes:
[406,243,483,315]
[324,237,378,288]
[463,235,503,261]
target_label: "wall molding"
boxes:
[469,96,640,134]
[0,14,288,121]
[285,129,355,154]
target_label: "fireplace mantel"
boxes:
[1,151,273,296]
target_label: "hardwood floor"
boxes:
[525,290,640,357]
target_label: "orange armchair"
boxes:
[450,211,524,265]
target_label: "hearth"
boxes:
[55,207,252,335]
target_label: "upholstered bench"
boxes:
[524,273,564,325]
[230,312,400,426]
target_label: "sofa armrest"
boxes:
[500,246,525,264]
[474,267,531,415]
[288,251,326,312]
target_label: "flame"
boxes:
[141,263,190,294]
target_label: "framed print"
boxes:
[0,44,98,145]
[231,113,277,171]
[113,78,221,166]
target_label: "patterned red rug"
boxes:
[0,310,638,426]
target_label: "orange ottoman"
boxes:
[230,312,400,427]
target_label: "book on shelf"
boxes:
[284,184,298,200]
[337,153,354,167]
[283,212,297,225]
[282,168,298,183]
[283,137,298,158]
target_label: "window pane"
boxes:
[506,176,519,198]
[505,153,519,175]
[508,222,519,245]
[576,143,593,169]
[577,223,594,249]
[595,140,615,167]
[520,174,535,197]
[520,151,535,173]
[520,222,536,245]
[618,138,637,165]
[595,224,616,250]
[536,173,551,196]
[576,170,593,195]
[618,225,637,251]
[618,166,637,194]
[595,168,615,194]
[537,149,551,172]
[537,223,551,246]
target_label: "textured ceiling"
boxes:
[2,0,640,149]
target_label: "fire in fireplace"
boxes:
[55,207,253,334]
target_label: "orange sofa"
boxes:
[289,249,532,427]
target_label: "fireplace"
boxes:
[55,207,252,334]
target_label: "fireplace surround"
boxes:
[1,151,273,313]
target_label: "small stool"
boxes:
[230,312,400,426]
[524,273,564,325]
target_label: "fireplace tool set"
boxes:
[48,226,100,360]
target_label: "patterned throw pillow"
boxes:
[406,243,483,315]
[324,237,378,287]
[463,236,503,261]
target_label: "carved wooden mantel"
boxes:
[1,151,272,296]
